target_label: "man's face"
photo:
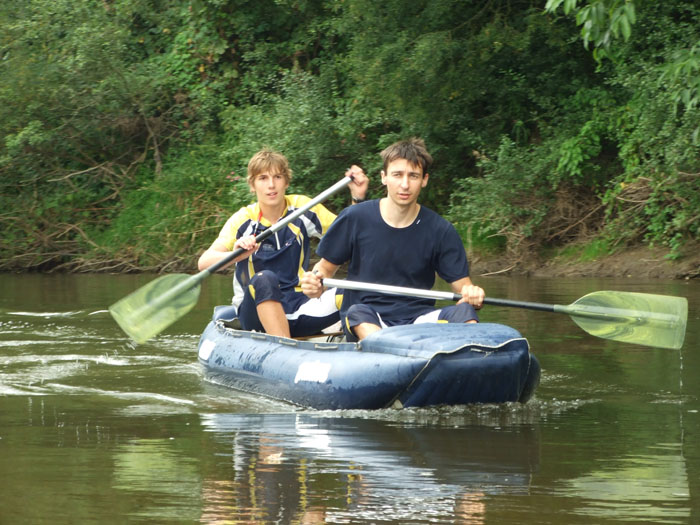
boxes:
[250,171,289,209]
[381,158,429,208]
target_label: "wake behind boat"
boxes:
[197,316,540,410]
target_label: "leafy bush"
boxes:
[219,71,383,208]
[1,0,698,271]
[448,138,589,259]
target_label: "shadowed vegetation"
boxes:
[1,0,698,272]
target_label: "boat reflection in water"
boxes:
[198,413,540,523]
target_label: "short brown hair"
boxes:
[380,138,433,175]
[247,148,292,185]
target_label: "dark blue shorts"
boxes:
[237,270,340,337]
[344,302,478,341]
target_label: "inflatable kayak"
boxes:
[197,315,540,410]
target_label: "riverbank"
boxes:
[470,241,700,280]
[1,242,697,280]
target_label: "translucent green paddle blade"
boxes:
[554,291,688,350]
[109,273,204,343]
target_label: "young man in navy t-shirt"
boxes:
[300,138,485,341]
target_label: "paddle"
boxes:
[322,278,688,350]
[109,176,353,343]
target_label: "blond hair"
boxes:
[247,148,292,185]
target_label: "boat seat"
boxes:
[211,305,344,340]
[294,331,344,342]
[212,305,242,329]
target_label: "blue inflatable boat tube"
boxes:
[197,320,540,410]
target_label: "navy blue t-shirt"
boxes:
[316,200,470,322]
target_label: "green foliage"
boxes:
[219,71,382,207]
[545,0,637,60]
[597,2,700,256]
[90,142,251,269]
[579,238,616,261]
[552,87,620,187]
[447,138,559,257]
[556,238,615,262]
[1,0,698,271]
[340,0,597,207]
[661,42,700,143]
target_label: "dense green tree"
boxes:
[450,0,699,260]
[0,0,190,269]
[1,0,697,271]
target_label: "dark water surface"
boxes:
[1,273,698,524]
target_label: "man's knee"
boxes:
[250,270,279,289]
[439,303,479,323]
[345,304,382,341]
[346,304,380,325]
[248,270,283,306]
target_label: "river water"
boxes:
[0,273,698,524]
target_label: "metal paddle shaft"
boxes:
[323,278,461,302]
[110,176,353,343]
[322,278,688,350]
[323,278,556,308]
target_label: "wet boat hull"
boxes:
[197,321,540,410]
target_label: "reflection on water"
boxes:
[113,438,202,523]
[198,413,540,523]
[0,273,698,523]
[559,450,689,522]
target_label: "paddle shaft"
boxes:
[109,176,354,343]
[205,176,353,276]
[322,278,556,312]
[323,278,661,317]
[153,176,354,299]
[320,278,687,349]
